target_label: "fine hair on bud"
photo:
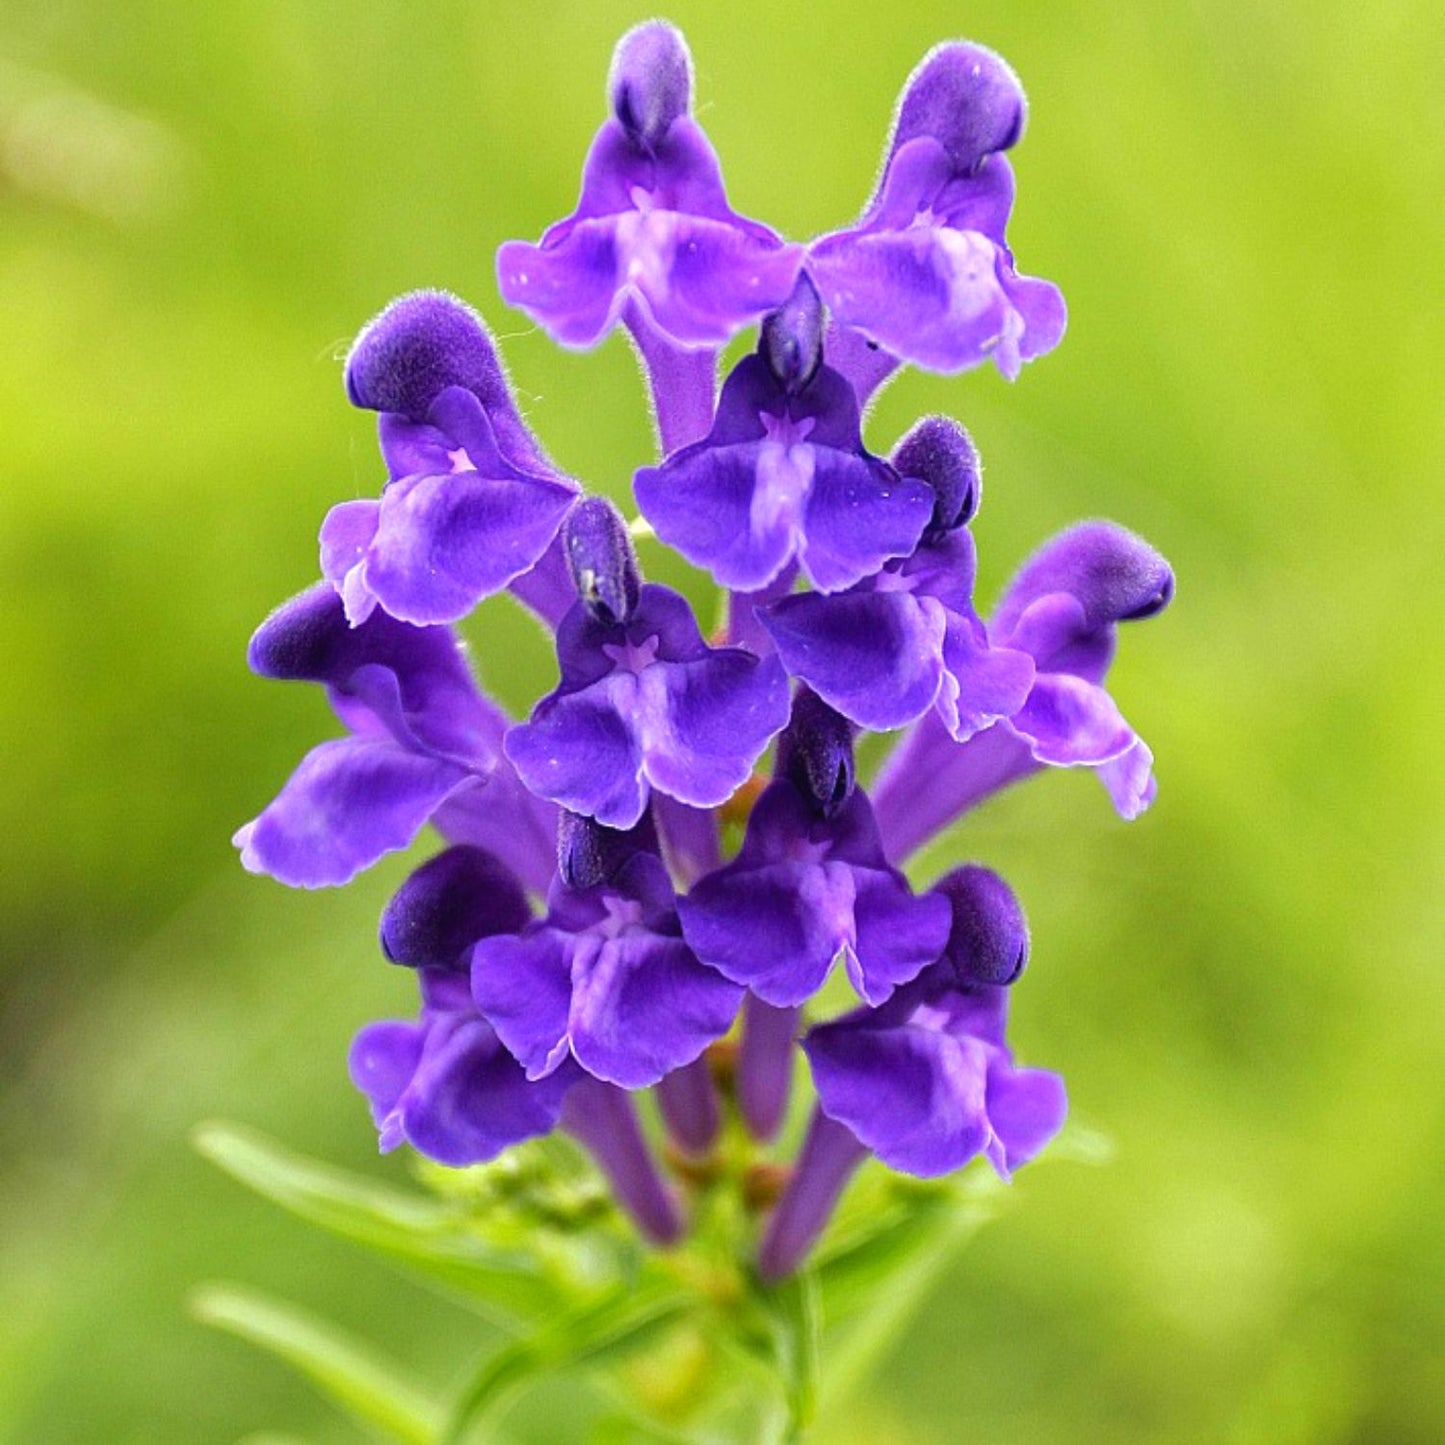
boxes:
[936,864,1029,986]
[563,496,641,626]
[890,41,1027,175]
[761,273,825,394]
[777,689,855,818]
[892,415,981,535]
[608,21,693,150]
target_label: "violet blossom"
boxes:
[810,42,1066,381]
[677,698,952,1007]
[472,837,742,1091]
[633,276,936,593]
[761,414,1035,734]
[320,291,577,628]
[872,520,1174,862]
[234,583,502,887]
[497,21,802,352]
[505,500,790,829]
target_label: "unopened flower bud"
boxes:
[892,42,1027,175]
[557,810,657,891]
[777,689,854,819]
[892,415,981,536]
[380,846,531,970]
[563,496,641,625]
[934,864,1029,986]
[761,273,825,394]
[608,21,693,151]
[345,291,507,421]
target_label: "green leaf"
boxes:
[193,1120,556,1321]
[191,1283,442,1445]
[813,1185,998,1418]
[755,1272,820,1442]
[440,1280,694,1444]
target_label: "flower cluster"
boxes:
[238,24,1171,1279]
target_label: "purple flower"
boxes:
[809,43,1065,379]
[472,849,743,1090]
[805,977,1066,1178]
[321,291,577,627]
[762,418,1034,734]
[803,868,1064,1178]
[504,581,789,830]
[634,277,935,593]
[677,778,951,1008]
[872,521,1174,861]
[350,968,580,1166]
[994,521,1173,815]
[233,584,504,887]
[496,22,802,350]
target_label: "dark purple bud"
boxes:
[345,291,507,421]
[608,21,693,151]
[246,583,348,681]
[934,864,1029,986]
[760,273,825,394]
[557,810,658,891]
[892,415,981,536]
[892,42,1027,175]
[380,846,531,970]
[776,689,854,819]
[998,522,1175,638]
[563,496,641,626]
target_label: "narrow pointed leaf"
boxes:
[191,1283,442,1445]
[441,1281,693,1444]
[193,1120,555,1319]
[756,1271,820,1442]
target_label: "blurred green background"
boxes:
[1,0,1441,1439]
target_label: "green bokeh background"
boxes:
[2,0,1440,1440]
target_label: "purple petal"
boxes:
[992,522,1175,677]
[497,225,623,350]
[678,859,857,1008]
[234,736,472,887]
[346,291,507,421]
[608,22,692,151]
[248,585,496,764]
[348,1020,424,1147]
[637,651,790,810]
[504,678,647,829]
[848,870,952,1005]
[568,933,743,1088]
[319,500,382,626]
[1012,674,1134,767]
[805,1017,992,1178]
[380,845,532,970]
[1097,735,1157,820]
[763,590,946,732]
[798,448,934,593]
[888,44,1027,175]
[634,438,797,591]
[810,222,1061,377]
[399,1015,577,1166]
[628,210,803,348]
[984,1062,1067,1177]
[350,464,574,626]
[471,930,575,1080]
[936,610,1035,741]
